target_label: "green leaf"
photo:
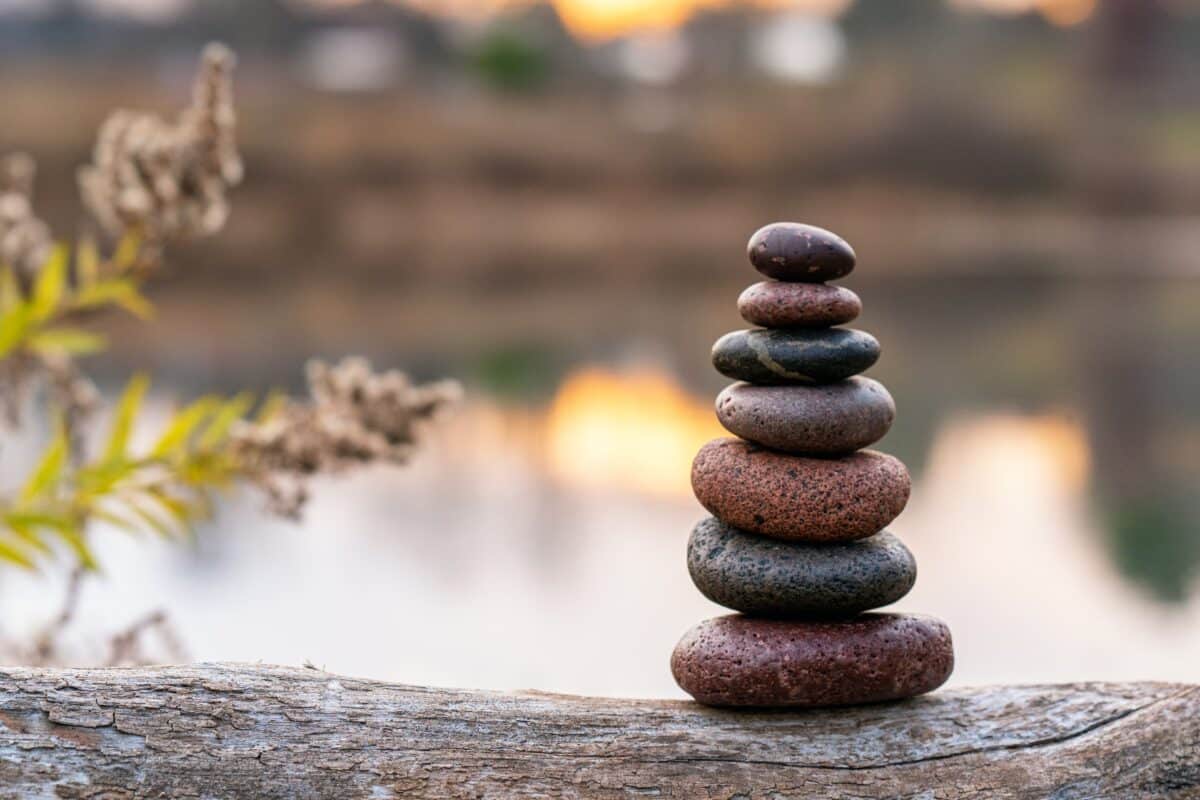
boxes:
[29,244,68,322]
[125,499,178,539]
[76,238,100,287]
[254,390,288,424]
[113,230,142,273]
[72,279,154,320]
[0,300,30,358]
[0,539,35,569]
[90,508,144,536]
[3,510,76,531]
[6,521,51,555]
[20,424,68,503]
[103,373,150,464]
[199,393,253,450]
[151,396,220,458]
[0,265,21,313]
[57,525,98,572]
[2,512,89,570]
[27,327,107,357]
[145,488,196,529]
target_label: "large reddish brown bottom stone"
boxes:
[671,613,954,708]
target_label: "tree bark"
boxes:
[0,664,1195,799]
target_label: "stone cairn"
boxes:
[671,222,954,708]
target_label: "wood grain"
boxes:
[0,664,1195,798]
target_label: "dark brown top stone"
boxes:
[691,438,910,541]
[747,223,856,282]
[738,281,863,329]
[671,613,954,708]
[716,377,895,455]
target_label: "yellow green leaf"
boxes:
[145,488,195,527]
[0,302,30,358]
[254,390,288,424]
[113,230,142,273]
[199,393,253,450]
[0,539,35,569]
[103,373,150,464]
[76,238,100,287]
[151,396,220,458]
[29,244,68,322]
[20,424,68,503]
[3,512,84,569]
[27,327,107,357]
[125,500,178,539]
[57,525,98,572]
[4,520,51,555]
[72,279,154,320]
[90,508,144,535]
[0,265,21,313]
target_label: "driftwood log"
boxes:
[0,664,1196,799]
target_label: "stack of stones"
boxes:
[671,222,954,708]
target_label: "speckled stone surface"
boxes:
[716,378,895,455]
[711,328,880,386]
[691,438,910,541]
[671,613,954,708]
[747,222,857,282]
[687,518,916,617]
[738,281,862,329]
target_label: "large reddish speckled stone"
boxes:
[738,281,862,329]
[671,613,954,708]
[747,222,856,282]
[715,378,895,455]
[691,438,910,541]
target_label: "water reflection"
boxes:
[1,365,1198,693]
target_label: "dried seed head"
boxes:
[0,153,53,284]
[231,357,463,518]
[78,42,243,246]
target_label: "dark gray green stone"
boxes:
[711,328,880,386]
[687,517,916,617]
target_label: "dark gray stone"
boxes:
[712,328,881,385]
[687,518,916,617]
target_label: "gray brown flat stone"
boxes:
[716,378,895,455]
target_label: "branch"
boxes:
[0,664,1195,798]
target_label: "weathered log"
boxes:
[0,664,1196,798]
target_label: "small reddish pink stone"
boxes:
[738,281,862,328]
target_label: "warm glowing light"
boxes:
[553,0,850,39]
[951,0,1096,26]
[1037,0,1095,26]
[543,367,725,496]
[926,413,1092,496]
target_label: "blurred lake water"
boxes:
[1,269,1198,697]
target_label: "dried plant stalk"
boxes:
[232,357,463,518]
[78,43,243,250]
[0,153,53,286]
